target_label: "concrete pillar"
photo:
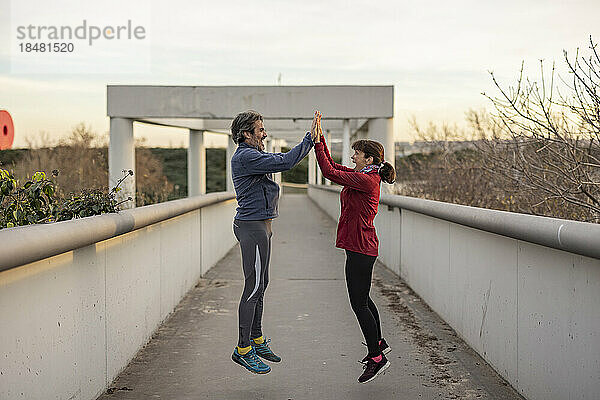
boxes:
[109,117,135,208]
[368,117,395,193]
[308,148,316,185]
[226,134,236,192]
[188,129,206,196]
[266,138,273,153]
[325,132,332,185]
[316,159,322,185]
[342,119,351,167]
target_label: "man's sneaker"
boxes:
[231,347,271,374]
[359,339,392,363]
[358,354,390,384]
[252,337,281,362]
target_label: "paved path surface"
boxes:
[98,194,523,400]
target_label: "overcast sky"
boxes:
[1,0,599,148]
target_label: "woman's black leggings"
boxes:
[345,250,382,357]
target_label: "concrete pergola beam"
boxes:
[107,85,394,206]
[107,85,393,119]
[137,117,366,137]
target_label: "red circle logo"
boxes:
[0,110,14,150]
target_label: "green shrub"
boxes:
[0,168,132,229]
[0,169,56,228]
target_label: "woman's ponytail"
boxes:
[379,161,396,184]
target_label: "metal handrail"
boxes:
[309,184,600,260]
[0,192,236,272]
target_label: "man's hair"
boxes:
[231,110,263,144]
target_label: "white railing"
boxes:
[308,184,600,400]
[0,192,237,400]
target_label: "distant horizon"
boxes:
[1,134,532,152]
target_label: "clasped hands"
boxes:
[310,110,323,143]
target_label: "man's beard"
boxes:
[253,138,265,151]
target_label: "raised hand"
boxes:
[315,111,323,143]
[310,110,319,141]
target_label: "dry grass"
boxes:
[7,123,173,206]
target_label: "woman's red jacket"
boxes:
[314,139,381,256]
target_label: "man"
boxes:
[230,110,318,374]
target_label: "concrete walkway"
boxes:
[98,194,523,400]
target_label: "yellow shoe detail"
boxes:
[252,336,265,344]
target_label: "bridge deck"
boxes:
[97,194,522,400]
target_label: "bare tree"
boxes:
[398,115,506,210]
[477,36,600,222]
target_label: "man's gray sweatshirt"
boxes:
[231,132,314,220]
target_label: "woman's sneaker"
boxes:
[231,347,271,374]
[359,338,391,363]
[358,354,390,384]
[379,338,391,355]
[252,337,281,362]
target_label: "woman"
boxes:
[313,112,396,384]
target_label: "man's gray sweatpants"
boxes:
[233,219,272,348]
